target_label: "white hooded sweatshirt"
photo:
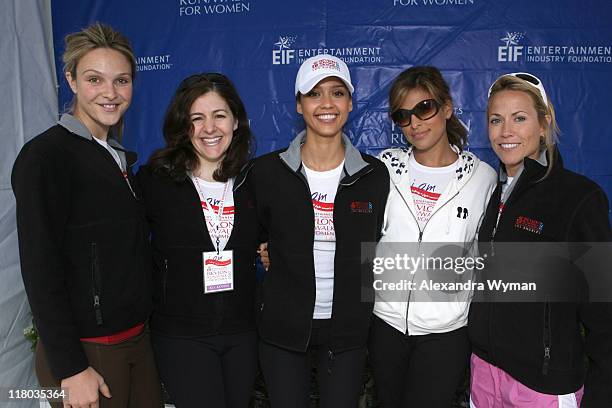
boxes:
[373,146,496,335]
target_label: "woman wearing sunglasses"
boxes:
[369,66,496,407]
[250,54,389,407]
[468,72,612,407]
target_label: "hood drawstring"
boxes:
[446,155,466,235]
[446,200,452,235]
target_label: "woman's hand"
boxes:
[258,242,270,271]
[61,366,111,408]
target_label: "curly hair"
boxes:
[148,73,254,182]
[389,66,467,150]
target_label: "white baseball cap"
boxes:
[294,54,354,96]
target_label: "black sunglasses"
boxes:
[488,72,548,106]
[514,73,539,85]
[391,99,440,128]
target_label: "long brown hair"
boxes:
[148,73,253,182]
[389,66,467,150]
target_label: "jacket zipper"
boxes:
[330,166,373,354]
[486,187,512,365]
[396,183,460,336]
[94,140,138,199]
[163,259,168,304]
[542,298,552,375]
[337,167,373,190]
[279,159,373,351]
[279,160,315,349]
[486,204,501,365]
[90,243,103,326]
[392,183,423,335]
[490,201,505,256]
[123,169,137,198]
[233,161,254,191]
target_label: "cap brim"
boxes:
[296,73,354,95]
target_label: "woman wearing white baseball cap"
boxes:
[250,54,389,407]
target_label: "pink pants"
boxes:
[470,353,584,408]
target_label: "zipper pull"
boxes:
[491,201,504,256]
[163,259,169,303]
[327,350,335,375]
[418,231,423,243]
[542,346,550,375]
[93,295,103,326]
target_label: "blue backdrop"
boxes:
[51,0,612,220]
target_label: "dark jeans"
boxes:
[368,315,470,408]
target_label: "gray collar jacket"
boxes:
[249,131,390,353]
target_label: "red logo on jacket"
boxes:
[350,201,373,214]
[514,216,544,234]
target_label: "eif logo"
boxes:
[272,36,296,65]
[498,32,525,62]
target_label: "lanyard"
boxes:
[191,175,233,253]
[494,202,505,234]
[122,170,136,198]
[93,138,136,197]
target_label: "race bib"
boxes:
[203,250,234,294]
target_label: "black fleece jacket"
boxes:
[469,150,612,406]
[12,116,152,380]
[136,163,260,336]
[250,133,389,353]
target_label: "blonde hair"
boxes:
[487,75,560,180]
[63,22,136,139]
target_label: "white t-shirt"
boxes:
[502,176,514,195]
[304,161,344,320]
[408,154,458,228]
[192,177,235,252]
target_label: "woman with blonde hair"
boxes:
[12,23,162,408]
[469,72,612,407]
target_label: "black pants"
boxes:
[152,330,258,408]
[259,319,367,408]
[368,316,470,408]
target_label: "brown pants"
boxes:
[35,329,163,408]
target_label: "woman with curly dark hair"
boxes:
[136,73,260,407]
